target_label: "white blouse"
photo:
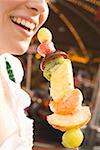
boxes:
[0,53,33,150]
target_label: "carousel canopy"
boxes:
[43,0,100,64]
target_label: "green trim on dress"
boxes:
[5,58,16,82]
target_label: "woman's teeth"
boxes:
[11,16,35,31]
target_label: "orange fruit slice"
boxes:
[49,89,83,115]
[47,106,91,132]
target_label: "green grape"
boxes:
[62,128,84,148]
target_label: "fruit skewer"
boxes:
[37,27,91,150]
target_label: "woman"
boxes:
[0,0,49,149]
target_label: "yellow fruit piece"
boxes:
[50,59,74,101]
[47,106,91,131]
[62,128,84,148]
[37,27,52,43]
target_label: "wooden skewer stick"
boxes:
[75,148,79,150]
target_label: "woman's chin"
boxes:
[9,43,30,55]
[0,39,31,55]
[12,50,26,55]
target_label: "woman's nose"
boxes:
[26,0,48,15]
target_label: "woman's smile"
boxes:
[10,16,37,37]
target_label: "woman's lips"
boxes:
[10,16,36,37]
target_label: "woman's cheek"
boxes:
[39,7,49,27]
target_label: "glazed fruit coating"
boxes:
[50,59,74,101]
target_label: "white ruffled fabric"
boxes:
[0,53,33,150]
